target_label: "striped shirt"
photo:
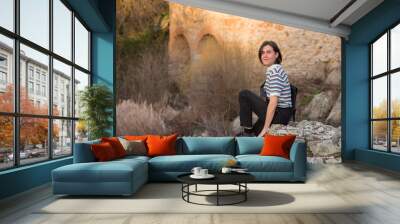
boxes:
[263,64,292,108]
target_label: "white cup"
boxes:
[221,167,232,174]
[191,167,202,176]
[200,169,208,176]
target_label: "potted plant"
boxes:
[79,84,113,140]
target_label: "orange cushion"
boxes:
[260,134,296,159]
[101,137,127,158]
[91,142,117,161]
[146,134,178,157]
[124,135,148,141]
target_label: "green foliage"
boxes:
[79,84,113,140]
[117,10,169,58]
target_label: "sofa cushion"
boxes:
[235,137,263,155]
[178,137,235,155]
[147,134,178,157]
[101,137,127,158]
[260,134,296,159]
[236,155,293,172]
[118,138,147,156]
[53,159,147,183]
[91,142,118,161]
[148,154,235,172]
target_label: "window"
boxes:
[0,0,14,32]
[42,85,46,97]
[53,119,72,158]
[35,70,41,81]
[0,54,8,87]
[370,23,400,154]
[0,34,13,113]
[0,71,6,85]
[53,59,72,117]
[20,0,49,49]
[29,67,34,80]
[0,55,7,67]
[28,81,34,94]
[53,0,72,60]
[0,0,91,170]
[0,116,13,170]
[75,17,89,70]
[41,73,46,83]
[35,84,40,95]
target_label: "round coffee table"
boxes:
[177,173,255,206]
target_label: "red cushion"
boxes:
[146,134,178,157]
[91,142,117,161]
[101,137,127,158]
[260,134,296,159]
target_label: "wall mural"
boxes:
[116,0,342,163]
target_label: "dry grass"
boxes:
[116,99,178,136]
[182,43,254,135]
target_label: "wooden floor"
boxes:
[1,162,400,224]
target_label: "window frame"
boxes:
[0,0,92,171]
[370,21,400,154]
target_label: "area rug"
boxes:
[37,183,362,214]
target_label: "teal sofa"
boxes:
[52,137,306,196]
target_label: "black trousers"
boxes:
[239,89,292,135]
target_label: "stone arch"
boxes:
[169,34,191,77]
[168,33,193,93]
[196,34,222,61]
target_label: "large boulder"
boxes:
[304,61,327,83]
[302,91,335,121]
[326,94,341,126]
[324,68,341,86]
[268,120,341,163]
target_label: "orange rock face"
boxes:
[168,3,341,87]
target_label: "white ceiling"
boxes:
[168,0,384,38]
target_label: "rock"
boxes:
[308,140,340,157]
[230,113,259,134]
[324,68,341,86]
[267,120,342,163]
[302,91,335,121]
[230,119,342,163]
[305,61,327,82]
[326,94,341,126]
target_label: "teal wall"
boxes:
[91,0,116,135]
[0,0,115,200]
[0,158,72,199]
[343,0,400,171]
